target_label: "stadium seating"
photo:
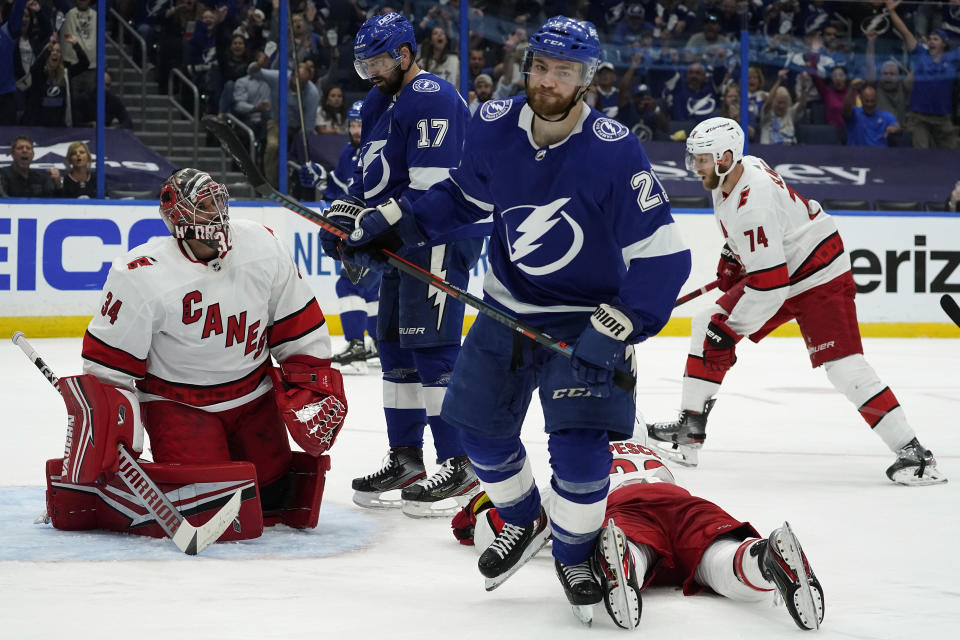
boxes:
[874,200,923,211]
[822,199,871,211]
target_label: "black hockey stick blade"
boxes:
[941,294,960,329]
[202,116,635,393]
[202,115,272,196]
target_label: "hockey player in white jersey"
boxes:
[648,117,946,486]
[43,168,349,542]
[455,439,825,630]
[343,15,690,623]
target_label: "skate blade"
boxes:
[570,604,594,627]
[33,510,51,525]
[890,466,948,486]
[650,441,700,467]
[334,361,369,375]
[601,521,641,629]
[352,489,404,509]
[483,528,552,592]
[775,522,822,630]
[401,498,460,518]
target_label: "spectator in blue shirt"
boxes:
[0,0,28,124]
[887,0,959,148]
[842,79,901,146]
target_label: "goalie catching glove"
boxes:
[571,303,637,398]
[59,375,144,484]
[269,355,348,456]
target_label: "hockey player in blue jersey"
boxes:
[324,13,487,517]
[301,100,381,374]
[343,16,691,624]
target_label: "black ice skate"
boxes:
[755,521,824,630]
[401,455,481,518]
[351,447,426,509]
[478,506,551,591]
[885,438,947,486]
[592,519,642,629]
[556,557,603,627]
[364,338,380,368]
[332,338,368,375]
[647,398,715,467]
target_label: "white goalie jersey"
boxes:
[82,219,333,411]
[713,155,850,337]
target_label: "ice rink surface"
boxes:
[1,335,958,639]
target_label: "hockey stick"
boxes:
[202,115,636,392]
[12,331,241,556]
[674,280,719,307]
[941,294,960,329]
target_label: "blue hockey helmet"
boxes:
[523,16,602,86]
[353,13,416,79]
[347,100,363,121]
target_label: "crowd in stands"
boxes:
[3,1,960,199]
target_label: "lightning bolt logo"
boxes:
[504,198,584,276]
[427,245,448,331]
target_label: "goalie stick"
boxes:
[941,295,960,329]
[674,280,719,307]
[12,331,241,556]
[202,115,637,393]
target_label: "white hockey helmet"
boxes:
[685,117,745,179]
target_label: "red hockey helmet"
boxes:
[159,168,231,254]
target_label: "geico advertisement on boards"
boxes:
[0,203,956,323]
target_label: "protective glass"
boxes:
[354,52,401,80]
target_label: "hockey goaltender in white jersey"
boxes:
[43,169,349,543]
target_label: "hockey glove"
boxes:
[319,197,365,258]
[570,304,636,398]
[299,161,328,189]
[451,490,493,546]
[702,313,741,372]
[716,243,746,292]
[341,198,409,271]
[269,355,348,456]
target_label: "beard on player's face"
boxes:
[527,82,579,118]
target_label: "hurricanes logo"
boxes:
[503,198,584,276]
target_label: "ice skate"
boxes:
[478,506,551,591]
[592,519,642,629]
[351,447,426,508]
[886,438,947,486]
[647,398,715,467]
[556,558,603,627]
[755,521,824,630]
[365,338,380,369]
[401,455,481,518]
[332,339,369,375]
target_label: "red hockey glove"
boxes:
[59,375,143,484]
[702,313,741,372]
[269,355,348,456]
[716,244,746,292]
[451,490,492,546]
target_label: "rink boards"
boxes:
[0,200,958,338]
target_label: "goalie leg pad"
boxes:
[59,375,143,484]
[262,452,331,529]
[45,458,263,541]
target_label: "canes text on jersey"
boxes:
[181,291,268,357]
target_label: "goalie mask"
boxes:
[159,168,231,255]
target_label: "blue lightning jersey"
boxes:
[408,96,691,340]
[349,71,488,244]
[322,141,360,201]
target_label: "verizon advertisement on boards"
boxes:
[0,203,957,328]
